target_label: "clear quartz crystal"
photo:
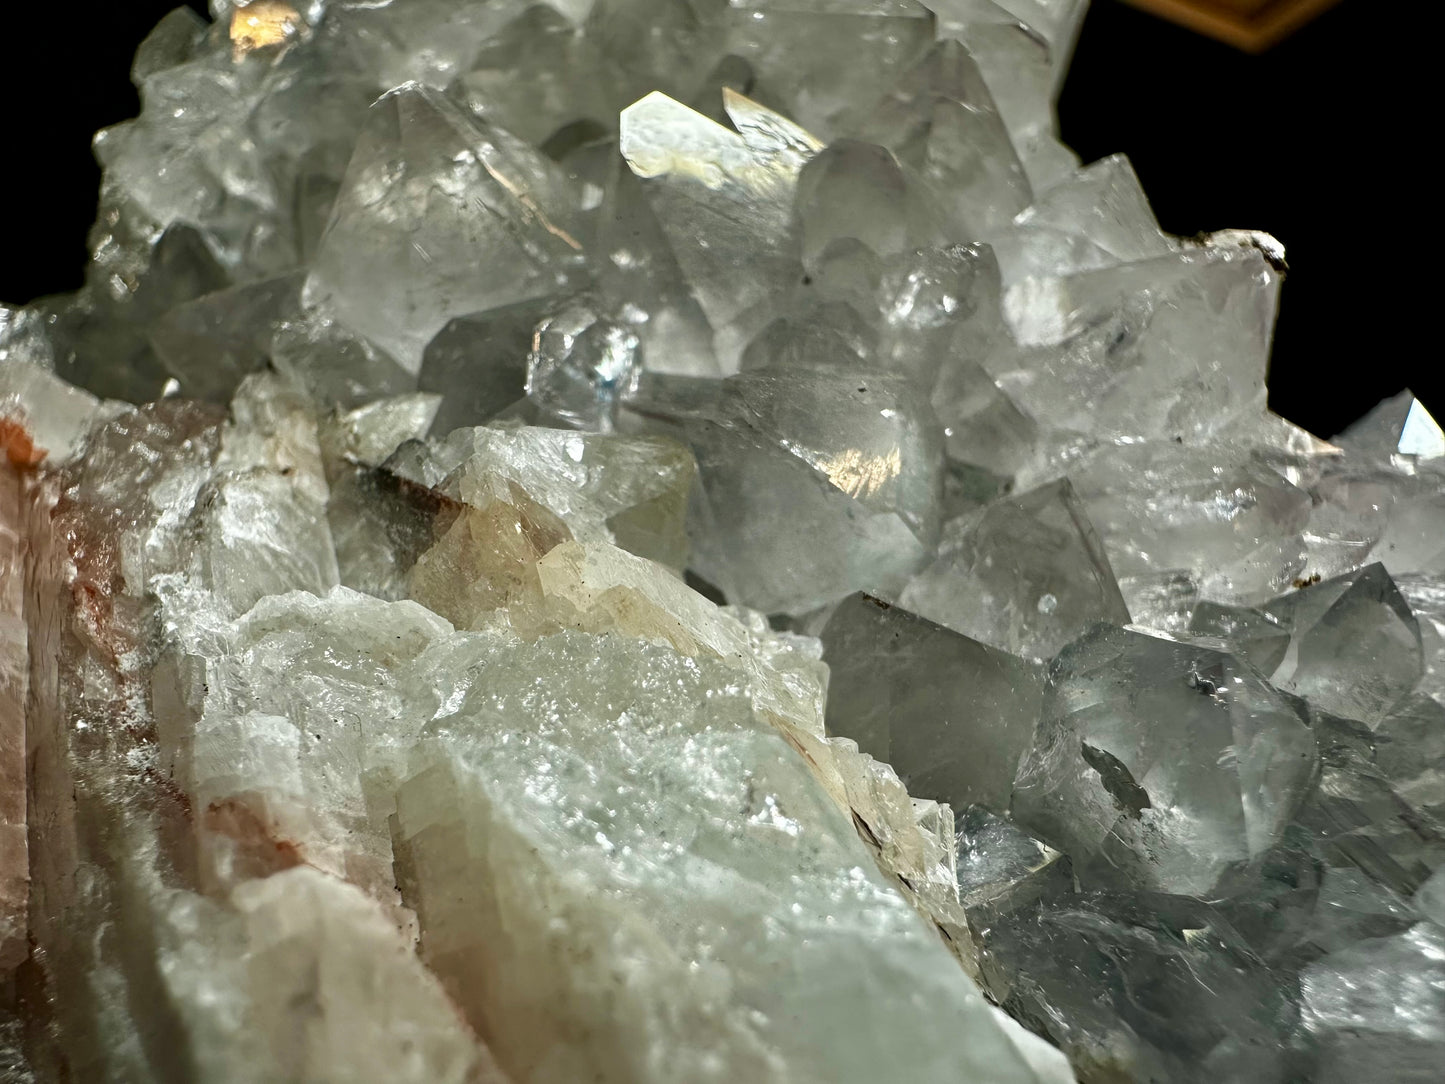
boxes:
[5,1,1445,1081]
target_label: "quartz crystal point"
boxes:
[1264,564,1423,726]
[899,476,1131,659]
[990,152,1173,286]
[955,803,1071,919]
[7,0,1445,1079]
[710,0,938,140]
[931,0,1082,189]
[1012,625,1318,895]
[1304,464,1445,579]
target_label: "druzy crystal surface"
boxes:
[0,1,1441,1081]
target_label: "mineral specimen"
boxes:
[1,0,1442,1081]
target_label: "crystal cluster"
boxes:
[1,1,1441,1081]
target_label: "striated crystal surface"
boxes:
[2,1,1443,1080]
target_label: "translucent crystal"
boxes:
[819,593,1045,811]
[1335,389,1445,467]
[932,1,1079,190]
[1297,712,1445,898]
[990,153,1173,286]
[1397,572,1445,702]
[1304,466,1445,579]
[452,4,622,146]
[978,891,1297,1084]
[899,477,1131,659]
[1012,625,1318,894]
[1264,564,1423,727]
[629,365,943,612]
[1069,439,1312,624]
[710,0,938,140]
[795,140,955,267]
[1300,923,1445,1082]
[621,90,819,368]
[524,298,643,429]
[306,82,588,372]
[847,39,1031,237]
[996,238,1281,444]
[954,804,1070,918]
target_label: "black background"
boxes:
[1,1,1430,438]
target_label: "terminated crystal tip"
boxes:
[1,0,1441,1081]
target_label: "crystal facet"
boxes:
[2,1,1443,1079]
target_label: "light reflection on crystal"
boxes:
[1,1,1442,1081]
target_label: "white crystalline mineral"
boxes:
[2,1,1443,1081]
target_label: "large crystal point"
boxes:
[630,365,943,612]
[307,82,588,372]
[1069,439,1312,628]
[991,153,1173,286]
[899,477,1131,659]
[794,140,956,267]
[819,593,1045,810]
[848,39,1032,237]
[931,0,1079,189]
[620,90,819,368]
[996,238,1281,444]
[711,0,937,139]
[1012,625,1318,894]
